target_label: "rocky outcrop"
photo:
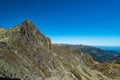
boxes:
[0,20,120,80]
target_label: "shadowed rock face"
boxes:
[0,20,120,80]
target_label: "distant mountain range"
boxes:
[107,55,120,64]
[57,44,120,62]
[95,46,120,53]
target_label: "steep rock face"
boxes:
[0,20,120,80]
[0,20,52,80]
[11,20,51,50]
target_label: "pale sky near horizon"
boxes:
[49,36,120,46]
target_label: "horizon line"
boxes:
[52,42,120,47]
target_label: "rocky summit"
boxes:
[0,20,120,80]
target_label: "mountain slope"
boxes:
[0,20,120,80]
[79,45,119,62]
[107,55,120,64]
[58,44,119,62]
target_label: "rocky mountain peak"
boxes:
[21,19,34,27]
[19,20,36,35]
[16,20,51,50]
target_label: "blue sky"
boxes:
[0,0,120,46]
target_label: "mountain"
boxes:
[57,44,119,62]
[0,20,120,80]
[79,45,119,62]
[95,46,120,53]
[107,55,120,64]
